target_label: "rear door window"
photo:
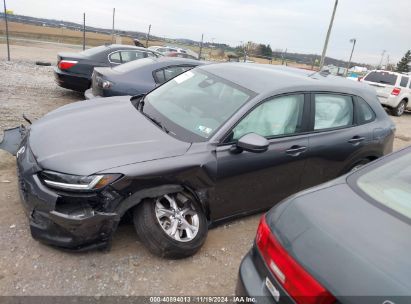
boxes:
[232,94,305,140]
[154,66,194,84]
[120,51,146,63]
[356,98,376,124]
[400,76,409,88]
[164,66,192,81]
[109,52,122,64]
[364,71,397,86]
[154,70,166,84]
[314,94,354,130]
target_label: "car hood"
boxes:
[28,97,191,175]
[268,182,411,299]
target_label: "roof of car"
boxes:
[200,63,376,97]
[153,57,203,65]
[106,44,151,51]
[107,57,206,76]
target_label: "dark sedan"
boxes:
[84,57,205,99]
[1,64,394,259]
[237,145,411,304]
[54,44,162,92]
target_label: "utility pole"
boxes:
[3,0,10,61]
[111,8,115,44]
[319,0,338,70]
[378,50,386,69]
[198,33,204,60]
[82,13,86,50]
[386,54,391,70]
[145,24,151,48]
[281,48,288,65]
[344,38,356,76]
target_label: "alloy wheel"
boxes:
[398,102,405,116]
[154,194,199,242]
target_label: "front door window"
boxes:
[232,94,305,140]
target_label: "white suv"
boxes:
[361,70,411,116]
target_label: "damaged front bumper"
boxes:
[30,209,118,251]
[16,138,123,251]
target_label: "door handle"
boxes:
[285,145,307,156]
[348,136,365,144]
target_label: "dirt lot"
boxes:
[0,41,410,296]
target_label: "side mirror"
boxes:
[236,133,269,153]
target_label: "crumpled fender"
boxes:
[116,184,184,217]
[0,125,26,155]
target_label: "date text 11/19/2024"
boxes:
[149,296,256,303]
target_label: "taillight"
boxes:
[391,87,401,96]
[256,216,336,304]
[58,60,78,70]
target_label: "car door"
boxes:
[300,93,372,189]
[211,93,310,220]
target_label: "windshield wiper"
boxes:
[142,112,170,134]
[131,95,170,134]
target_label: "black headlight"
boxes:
[39,171,121,192]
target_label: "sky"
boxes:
[4,0,411,65]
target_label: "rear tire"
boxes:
[391,100,406,116]
[133,192,208,259]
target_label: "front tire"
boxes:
[349,159,370,172]
[391,100,406,116]
[133,192,208,259]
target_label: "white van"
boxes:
[361,70,411,116]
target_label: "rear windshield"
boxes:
[356,152,411,220]
[113,58,156,73]
[80,46,108,57]
[364,71,397,85]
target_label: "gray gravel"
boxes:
[0,60,83,130]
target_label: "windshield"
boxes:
[356,151,411,220]
[143,69,254,142]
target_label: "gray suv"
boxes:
[1,64,395,258]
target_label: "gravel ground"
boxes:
[0,42,410,296]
